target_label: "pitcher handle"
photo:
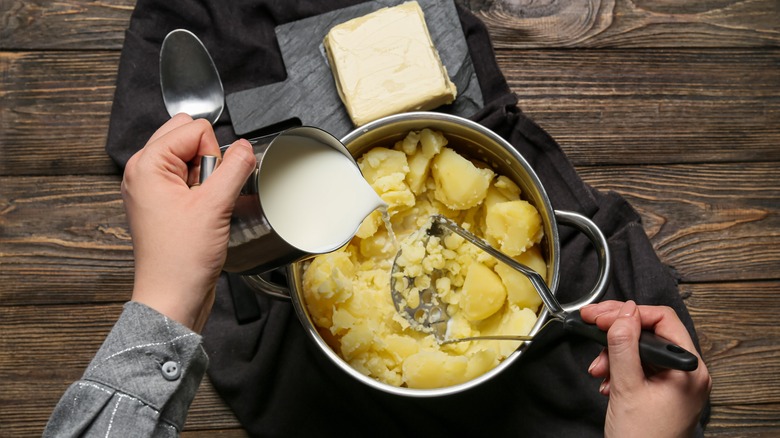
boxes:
[554,210,612,314]
[241,273,292,301]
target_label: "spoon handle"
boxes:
[198,155,220,184]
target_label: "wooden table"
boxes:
[1,0,778,436]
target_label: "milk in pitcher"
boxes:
[259,135,385,253]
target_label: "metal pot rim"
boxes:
[248,112,609,397]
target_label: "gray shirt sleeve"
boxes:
[43,301,209,437]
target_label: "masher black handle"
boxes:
[563,312,699,372]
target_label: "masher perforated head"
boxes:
[389,215,553,343]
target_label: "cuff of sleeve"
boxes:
[82,301,209,430]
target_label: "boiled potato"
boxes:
[464,349,498,381]
[359,146,408,181]
[355,209,381,239]
[340,321,373,360]
[460,261,507,321]
[344,269,393,321]
[302,251,355,327]
[403,350,469,389]
[432,147,494,210]
[397,130,421,155]
[442,313,474,355]
[331,306,357,336]
[358,231,393,258]
[482,176,520,210]
[404,129,446,195]
[358,147,415,211]
[303,128,546,389]
[494,246,547,311]
[363,355,402,387]
[406,152,432,195]
[383,334,420,363]
[419,128,446,158]
[485,200,543,256]
[484,184,512,210]
[493,175,522,199]
[480,304,538,358]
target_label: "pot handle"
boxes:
[554,210,612,314]
[241,273,292,301]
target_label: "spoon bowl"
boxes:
[160,29,224,124]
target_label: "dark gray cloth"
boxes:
[105,1,709,437]
[44,302,208,437]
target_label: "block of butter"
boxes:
[323,1,458,127]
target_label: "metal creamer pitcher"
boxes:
[200,126,384,275]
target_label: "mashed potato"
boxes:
[302,129,547,388]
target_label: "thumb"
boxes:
[202,139,257,204]
[606,300,645,392]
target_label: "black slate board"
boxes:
[226,0,484,139]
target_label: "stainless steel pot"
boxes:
[244,112,611,397]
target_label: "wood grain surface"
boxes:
[1,0,778,436]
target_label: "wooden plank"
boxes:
[2,49,778,176]
[682,281,780,435]
[0,303,241,436]
[681,282,780,406]
[187,379,243,430]
[498,48,780,165]
[2,0,778,50]
[0,175,134,305]
[0,0,134,50]
[704,404,780,437]
[0,51,121,176]
[1,2,776,438]
[1,285,777,435]
[1,162,777,303]
[182,430,248,437]
[580,162,780,283]
[472,0,780,48]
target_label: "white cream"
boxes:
[259,136,385,253]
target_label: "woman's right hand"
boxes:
[581,301,712,438]
[121,114,257,332]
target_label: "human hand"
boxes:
[580,300,712,438]
[121,114,257,332]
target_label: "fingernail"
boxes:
[237,138,252,148]
[599,379,609,395]
[620,300,637,317]
[588,354,602,374]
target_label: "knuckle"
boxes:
[172,112,193,122]
[659,305,677,318]
[193,117,211,131]
[607,323,635,348]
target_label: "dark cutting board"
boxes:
[226,0,484,139]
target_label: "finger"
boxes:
[147,113,194,144]
[589,304,698,354]
[588,348,610,379]
[631,306,699,352]
[200,139,257,204]
[150,118,221,162]
[606,301,645,392]
[580,300,623,324]
[599,377,610,396]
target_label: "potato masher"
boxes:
[390,215,698,371]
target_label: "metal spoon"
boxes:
[391,215,699,371]
[160,29,224,124]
